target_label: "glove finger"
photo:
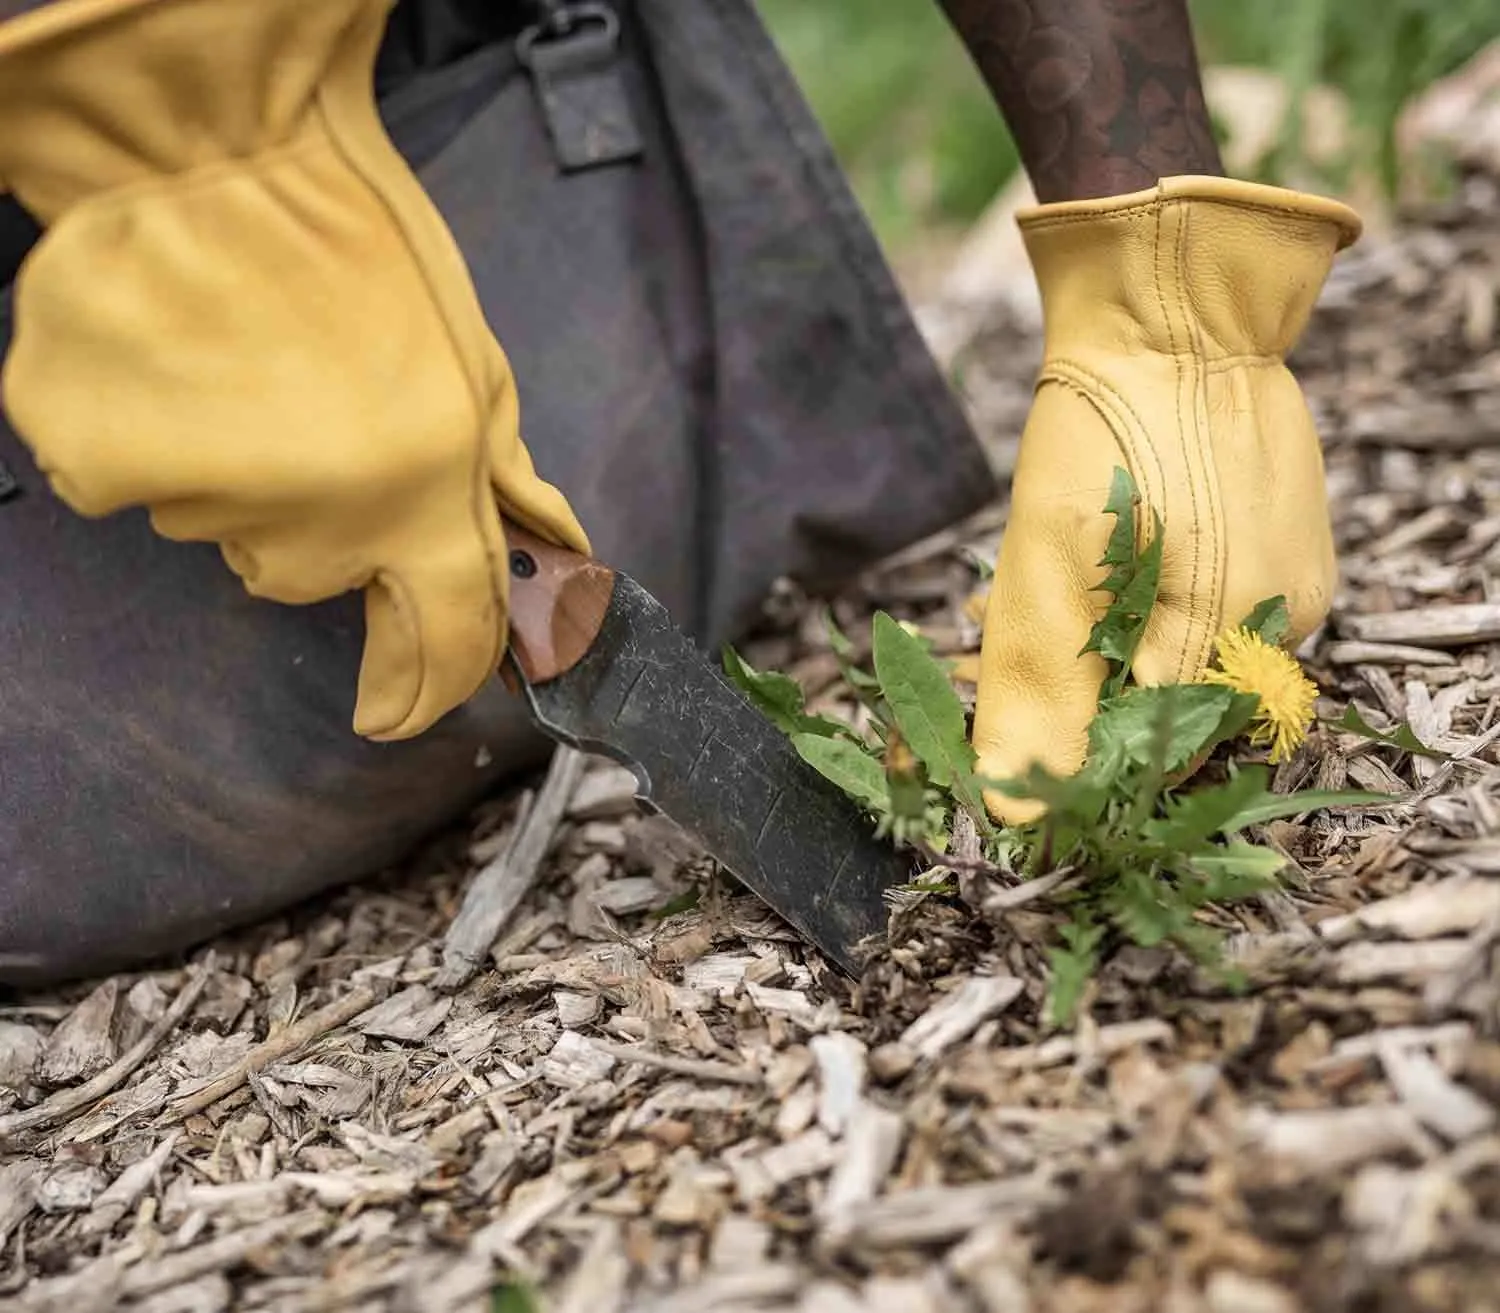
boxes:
[1129,531,1337,693]
[197,520,367,606]
[353,523,508,742]
[973,528,1111,824]
[149,496,265,546]
[495,460,592,558]
[972,402,1121,824]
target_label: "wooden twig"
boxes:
[1,1213,322,1308]
[979,865,1079,913]
[436,746,587,990]
[1324,640,1457,667]
[1411,719,1500,804]
[163,985,379,1121]
[585,1038,762,1087]
[1342,603,1500,648]
[123,1211,328,1297]
[425,1074,540,1154]
[914,839,1010,880]
[0,959,212,1143]
[899,975,1024,1062]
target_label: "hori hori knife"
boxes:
[500,520,914,973]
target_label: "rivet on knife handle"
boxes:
[501,519,616,689]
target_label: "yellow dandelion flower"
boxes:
[1201,627,1319,764]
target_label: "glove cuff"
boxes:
[1016,175,1362,245]
[1017,175,1362,361]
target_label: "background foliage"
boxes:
[754,0,1500,250]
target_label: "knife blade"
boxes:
[499,519,914,974]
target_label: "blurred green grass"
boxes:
[755,0,1500,249]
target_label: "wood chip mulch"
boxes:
[4,166,1500,1313]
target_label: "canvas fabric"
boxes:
[0,0,996,983]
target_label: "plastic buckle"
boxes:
[516,3,644,172]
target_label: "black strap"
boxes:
[516,1,643,172]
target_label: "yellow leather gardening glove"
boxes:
[974,176,1361,823]
[0,0,589,741]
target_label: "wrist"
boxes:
[935,1,1226,206]
[1033,154,1225,206]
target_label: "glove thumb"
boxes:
[353,529,507,742]
[972,560,1111,823]
[971,445,1117,824]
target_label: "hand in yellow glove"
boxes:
[0,0,588,741]
[973,177,1361,822]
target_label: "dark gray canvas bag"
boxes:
[0,0,996,984]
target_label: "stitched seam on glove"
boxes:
[1019,195,1356,235]
[1155,200,1223,682]
[1180,203,1229,680]
[1154,200,1194,682]
[1202,355,1284,372]
[1175,205,1209,679]
[1041,361,1164,520]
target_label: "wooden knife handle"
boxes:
[501,517,616,687]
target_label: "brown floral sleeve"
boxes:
[936,0,1224,202]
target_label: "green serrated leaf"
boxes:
[1214,787,1397,829]
[1086,532,1164,687]
[885,773,931,826]
[1188,840,1287,896]
[792,734,890,813]
[1207,690,1264,755]
[721,644,802,718]
[1106,868,1180,948]
[1045,917,1104,1027]
[1098,531,1164,661]
[978,760,1114,831]
[823,609,882,692]
[1143,766,1272,849]
[721,645,850,739]
[1333,705,1451,761]
[491,1282,540,1313]
[891,871,960,899]
[871,612,974,790]
[652,888,703,920]
[1089,684,1237,775]
[1094,467,1143,582]
[1168,919,1228,966]
[824,608,858,660]
[1080,468,1164,701]
[1239,595,1291,646]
